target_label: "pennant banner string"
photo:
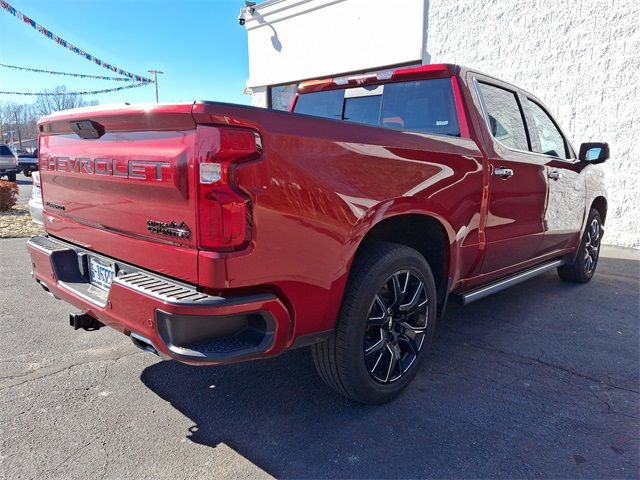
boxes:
[0,82,148,96]
[0,1,153,83]
[0,63,135,81]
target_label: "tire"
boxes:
[557,209,603,283]
[24,169,31,177]
[7,171,16,182]
[312,242,437,404]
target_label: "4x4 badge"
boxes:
[146,220,191,240]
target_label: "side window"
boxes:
[526,99,569,158]
[478,82,529,151]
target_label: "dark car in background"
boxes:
[0,144,18,182]
[18,148,39,177]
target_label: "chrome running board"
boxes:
[458,259,564,305]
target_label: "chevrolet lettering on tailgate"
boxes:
[43,156,171,181]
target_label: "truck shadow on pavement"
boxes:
[140,257,639,478]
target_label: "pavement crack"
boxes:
[590,389,640,420]
[448,336,640,395]
[0,349,141,391]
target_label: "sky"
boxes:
[0,0,252,106]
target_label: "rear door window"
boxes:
[477,82,529,151]
[293,78,461,137]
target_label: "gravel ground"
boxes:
[0,204,43,238]
[0,237,638,479]
[0,174,42,238]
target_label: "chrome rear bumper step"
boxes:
[457,259,564,305]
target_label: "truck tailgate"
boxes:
[38,103,200,284]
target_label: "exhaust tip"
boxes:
[130,332,159,356]
[38,281,60,300]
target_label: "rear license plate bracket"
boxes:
[88,256,116,291]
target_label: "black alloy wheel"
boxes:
[364,270,429,383]
[312,242,437,404]
[558,208,603,283]
[583,217,601,276]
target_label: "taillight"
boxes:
[196,125,262,251]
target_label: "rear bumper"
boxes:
[28,199,43,225]
[27,235,291,365]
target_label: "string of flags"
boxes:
[0,0,153,85]
[0,82,147,96]
[0,63,135,81]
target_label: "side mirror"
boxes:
[579,142,609,164]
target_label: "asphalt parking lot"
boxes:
[0,178,638,479]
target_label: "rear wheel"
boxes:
[23,168,31,177]
[7,171,16,182]
[312,242,437,404]
[557,209,602,283]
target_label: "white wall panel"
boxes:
[246,0,425,87]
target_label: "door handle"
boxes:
[493,167,514,178]
[548,169,561,181]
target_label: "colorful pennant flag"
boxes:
[0,1,153,83]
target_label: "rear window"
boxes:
[0,145,13,156]
[294,89,344,120]
[293,78,461,137]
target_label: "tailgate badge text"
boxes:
[147,220,192,240]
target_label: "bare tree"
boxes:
[1,86,99,149]
[34,85,98,117]
[0,102,32,148]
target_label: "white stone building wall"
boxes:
[425,0,639,247]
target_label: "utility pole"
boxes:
[13,111,22,151]
[148,70,164,103]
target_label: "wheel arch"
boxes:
[349,212,452,314]
[591,196,608,225]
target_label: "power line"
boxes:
[0,63,135,81]
[0,82,147,96]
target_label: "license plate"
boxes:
[89,257,115,291]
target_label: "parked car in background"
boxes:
[0,144,18,182]
[28,171,43,225]
[27,63,609,404]
[18,148,39,177]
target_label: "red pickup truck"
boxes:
[28,64,609,403]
